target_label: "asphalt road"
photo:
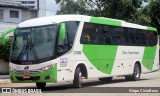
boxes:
[0,70,160,94]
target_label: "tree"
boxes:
[0,37,12,61]
[56,0,160,33]
[133,2,151,26]
[56,0,146,21]
[149,0,160,33]
[136,0,160,33]
[56,0,88,15]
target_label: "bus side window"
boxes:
[128,28,135,45]
[139,30,145,46]
[105,26,113,44]
[81,30,91,43]
[135,29,142,46]
[149,31,157,46]
[124,28,129,45]
[115,27,125,45]
[143,30,150,46]
[80,23,97,44]
[98,25,106,44]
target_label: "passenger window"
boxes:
[128,28,136,45]
[143,30,150,46]
[139,30,145,46]
[135,29,145,46]
[124,28,129,45]
[149,31,157,46]
[80,22,158,47]
[115,27,125,45]
[99,25,110,44]
[80,23,98,44]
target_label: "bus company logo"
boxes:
[23,55,27,60]
[16,66,20,69]
[24,66,29,70]
[24,66,29,74]
[24,70,29,74]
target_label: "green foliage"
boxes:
[137,0,160,33]
[0,37,12,61]
[56,0,160,34]
[56,0,88,15]
[56,0,145,21]
[149,0,160,33]
[133,5,151,26]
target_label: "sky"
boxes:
[46,0,59,15]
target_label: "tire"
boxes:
[99,77,113,82]
[125,64,141,81]
[73,67,82,88]
[36,83,46,89]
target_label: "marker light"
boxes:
[39,63,56,71]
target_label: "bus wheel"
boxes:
[73,67,82,88]
[36,83,46,89]
[125,64,141,81]
[99,77,113,82]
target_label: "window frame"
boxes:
[10,10,19,18]
[0,10,3,20]
[80,22,158,47]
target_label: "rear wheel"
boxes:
[73,67,82,88]
[99,77,113,82]
[36,83,46,89]
[125,64,141,81]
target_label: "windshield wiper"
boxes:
[16,44,28,61]
[16,32,39,62]
[29,33,39,62]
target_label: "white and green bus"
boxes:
[9,15,159,88]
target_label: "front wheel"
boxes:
[36,83,46,89]
[73,67,82,88]
[125,64,141,81]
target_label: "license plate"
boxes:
[23,74,30,79]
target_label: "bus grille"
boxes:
[14,70,43,74]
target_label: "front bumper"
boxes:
[9,67,57,83]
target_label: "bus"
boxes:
[9,15,159,88]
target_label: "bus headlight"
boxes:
[39,63,56,71]
[9,67,15,71]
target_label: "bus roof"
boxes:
[17,15,157,32]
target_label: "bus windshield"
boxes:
[10,25,58,64]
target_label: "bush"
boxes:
[0,38,12,61]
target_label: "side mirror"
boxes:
[59,23,66,41]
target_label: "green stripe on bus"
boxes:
[142,46,157,70]
[147,27,157,32]
[83,45,118,74]
[90,17,122,26]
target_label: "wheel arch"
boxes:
[74,63,88,79]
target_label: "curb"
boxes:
[0,79,11,83]
[0,75,9,79]
[0,75,11,83]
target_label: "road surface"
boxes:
[0,70,160,95]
